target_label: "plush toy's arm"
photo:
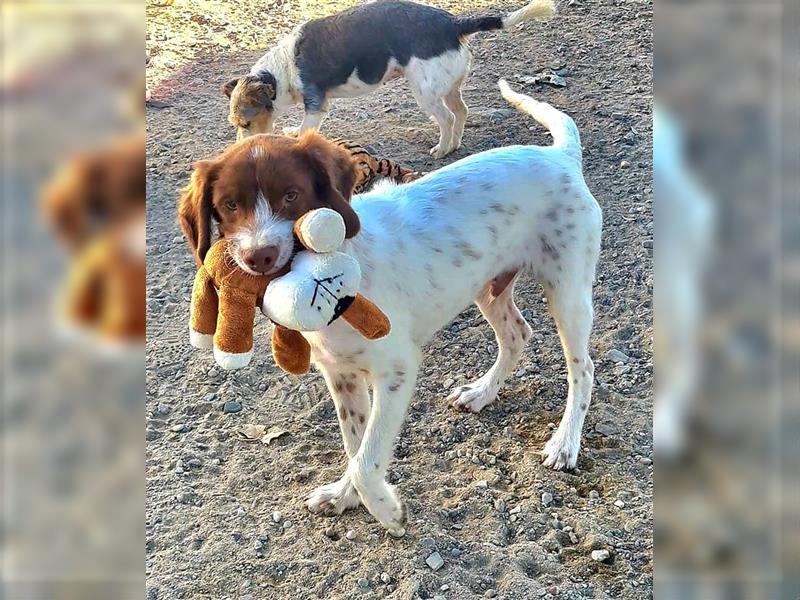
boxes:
[341,294,391,340]
[271,325,311,375]
[61,244,103,328]
[293,208,346,253]
[189,265,217,349]
[213,286,257,369]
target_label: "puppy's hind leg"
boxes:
[443,80,468,153]
[540,270,596,471]
[448,272,532,412]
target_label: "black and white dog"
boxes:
[223,0,555,158]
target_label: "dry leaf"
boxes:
[261,428,289,444]
[236,424,266,442]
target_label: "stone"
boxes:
[380,572,391,584]
[606,349,630,363]
[223,401,242,414]
[591,549,611,562]
[541,492,554,507]
[357,577,369,588]
[485,590,498,598]
[426,552,444,571]
[272,511,282,523]
[345,530,357,541]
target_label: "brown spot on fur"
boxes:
[346,382,356,393]
[339,406,347,420]
[359,414,365,424]
[349,409,356,417]
[573,357,580,363]
[581,403,588,411]
[350,425,356,435]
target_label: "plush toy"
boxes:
[189,208,390,373]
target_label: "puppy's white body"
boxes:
[286,84,602,532]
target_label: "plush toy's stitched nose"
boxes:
[242,246,279,273]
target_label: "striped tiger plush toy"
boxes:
[331,138,423,194]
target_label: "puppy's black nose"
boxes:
[242,246,279,273]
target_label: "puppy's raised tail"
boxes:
[498,79,582,165]
[455,0,556,36]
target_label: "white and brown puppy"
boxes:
[223,0,555,158]
[183,82,601,534]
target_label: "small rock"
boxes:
[541,492,554,507]
[426,552,444,571]
[595,423,618,437]
[509,505,521,515]
[324,526,338,540]
[440,584,450,591]
[620,160,630,169]
[515,368,526,377]
[639,456,653,465]
[495,499,506,512]
[345,530,357,541]
[272,511,282,523]
[380,572,391,584]
[443,378,455,388]
[485,590,498,598]
[475,480,488,488]
[170,424,187,433]
[282,520,293,529]
[222,401,242,414]
[606,349,630,363]
[157,403,170,415]
[357,577,369,588]
[591,549,611,562]
[450,547,463,557]
[207,368,219,378]
[614,500,625,508]
[589,490,600,500]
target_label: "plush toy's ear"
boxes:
[296,132,360,239]
[177,159,219,266]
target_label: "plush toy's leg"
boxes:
[190,266,217,350]
[213,286,255,370]
[341,294,391,340]
[271,325,311,375]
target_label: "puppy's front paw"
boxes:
[352,476,407,536]
[541,427,580,471]
[305,477,361,515]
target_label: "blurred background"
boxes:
[1,0,797,598]
[1,2,144,598]
[655,0,798,597]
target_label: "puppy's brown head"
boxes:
[178,132,359,275]
[224,72,278,141]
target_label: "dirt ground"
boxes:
[145,0,653,598]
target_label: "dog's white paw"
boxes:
[282,126,301,137]
[541,427,580,471]
[447,378,497,413]
[429,144,452,159]
[305,477,361,515]
[353,477,407,535]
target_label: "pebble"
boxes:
[208,368,219,378]
[620,160,630,169]
[595,423,618,436]
[440,584,450,591]
[515,368,526,377]
[509,506,521,515]
[443,378,455,388]
[426,552,444,571]
[171,424,187,433]
[272,511,282,523]
[485,590,498,598]
[639,456,653,465]
[614,500,625,508]
[345,530,357,541]
[282,520,293,529]
[450,547,463,557]
[380,572,391,584]
[606,349,630,363]
[589,490,600,500]
[223,401,242,414]
[324,526,338,539]
[357,577,369,588]
[541,492,554,507]
[495,499,506,512]
[591,549,611,562]
[157,403,170,415]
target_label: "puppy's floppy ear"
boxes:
[297,132,360,238]
[222,77,240,98]
[178,160,219,266]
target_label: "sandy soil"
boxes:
[145,0,653,598]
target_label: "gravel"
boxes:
[426,552,445,571]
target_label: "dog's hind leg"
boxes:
[447,272,532,412]
[305,366,368,515]
[540,264,597,471]
[443,78,468,152]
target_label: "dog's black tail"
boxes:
[455,0,556,37]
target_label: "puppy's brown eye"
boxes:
[225,200,237,211]
[284,191,297,203]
